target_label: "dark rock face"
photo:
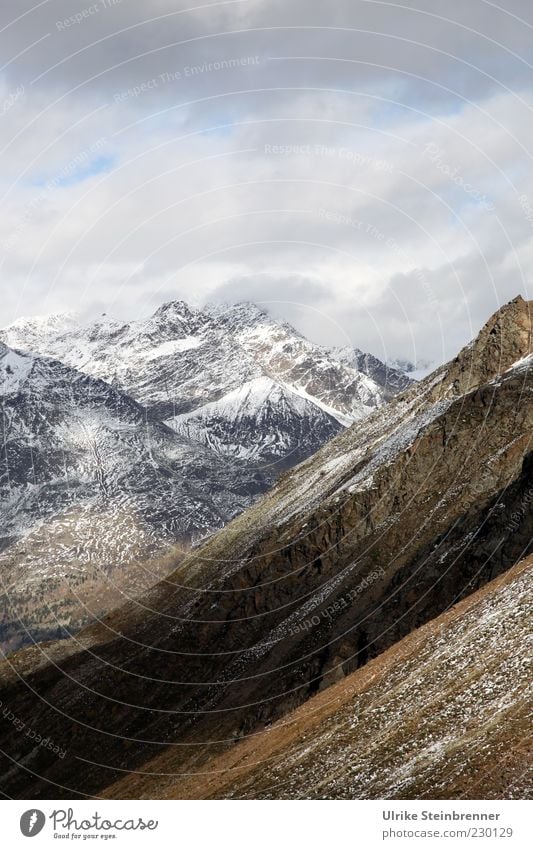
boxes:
[438,295,532,396]
[0,297,531,800]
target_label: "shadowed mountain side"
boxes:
[135,556,531,801]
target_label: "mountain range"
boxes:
[0,302,411,652]
[0,294,530,800]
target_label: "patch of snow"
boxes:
[0,347,34,394]
[505,353,533,373]
[142,336,203,361]
[279,380,355,427]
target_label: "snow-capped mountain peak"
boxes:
[1,299,410,427]
[1,312,80,352]
[170,375,341,468]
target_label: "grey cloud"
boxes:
[1,0,532,364]
[208,271,333,331]
[3,1,533,103]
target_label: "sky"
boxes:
[1,0,533,367]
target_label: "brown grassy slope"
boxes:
[103,556,532,800]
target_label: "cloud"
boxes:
[1,0,532,365]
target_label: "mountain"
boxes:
[172,375,340,470]
[204,302,394,422]
[0,314,76,355]
[151,555,533,800]
[0,299,410,430]
[330,346,413,400]
[0,296,530,800]
[1,302,257,420]
[0,342,269,654]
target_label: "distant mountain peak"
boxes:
[204,299,274,328]
[7,310,76,327]
[2,311,79,342]
[153,299,199,320]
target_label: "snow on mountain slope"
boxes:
[0,344,34,395]
[1,302,255,419]
[170,376,342,469]
[0,314,77,355]
[0,342,269,653]
[207,301,391,419]
[169,556,533,800]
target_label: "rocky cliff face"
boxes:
[443,295,532,395]
[0,297,530,800]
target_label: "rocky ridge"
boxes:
[1,299,410,433]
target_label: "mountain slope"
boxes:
[0,342,269,653]
[138,555,532,800]
[0,296,530,800]
[1,302,259,420]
